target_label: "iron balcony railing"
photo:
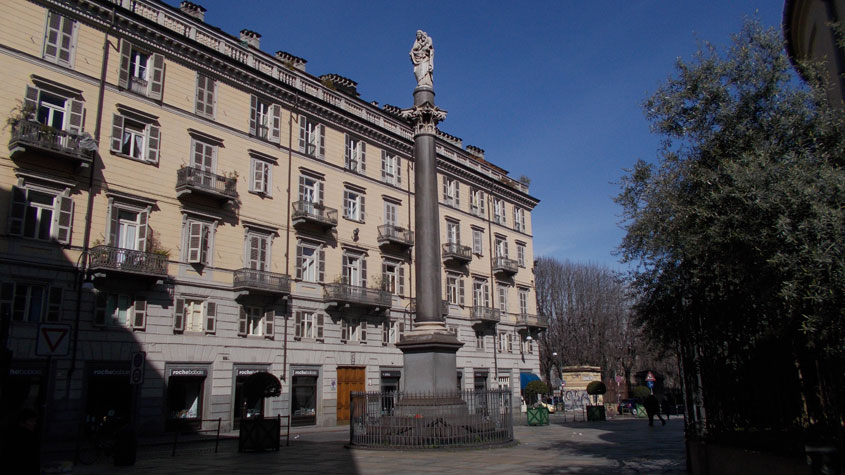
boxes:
[516,313,549,329]
[233,268,291,294]
[471,306,502,323]
[9,120,94,165]
[409,298,449,316]
[492,256,519,275]
[377,225,414,247]
[176,166,238,200]
[88,245,168,277]
[324,283,392,308]
[442,242,472,262]
[292,201,338,227]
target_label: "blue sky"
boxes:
[168,1,785,270]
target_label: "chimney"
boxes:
[319,74,359,97]
[240,29,261,50]
[275,51,307,72]
[179,1,206,22]
[466,145,485,160]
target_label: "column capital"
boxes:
[400,102,447,136]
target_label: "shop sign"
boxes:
[381,370,401,379]
[293,369,318,377]
[93,369,129,376]
[170,368,207,377]
[237,369,266,376]
[9,368,44,376]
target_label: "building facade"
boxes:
[784,0,845,106]
[0,0,544,438]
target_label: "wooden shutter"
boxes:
[382,321,388,344]
[360,195,365,222]
[295,241,303,279]
[442,176,448,201]
[0,283,12,323]
[94,292,107,326]
[249,95,257,135]
[9,186,26,236]
[318,246,325,282]
[264,309,274,338]
[205,301,216,334]
[187,221,202,263]
[454,181,460,207]
[56,193,73,245]
[297,175,306,201]
[360,321,367,341]
[132,296,146,329]
[294,311,301,338]
[341,319,348,341]
[137,208,149,252]
[459,278,465,306]
[67,99,83,134]
[107,202,119,246]
[318,124,325,158]
[46,287,63,322]
[23,86,39,118]
[398,265,405,295]
[118,39,131,89]
[146,124,160,164]
[173,298,185,332]
[360,142,366,171]
[316,313,324,339]
[298,115,306,153]
[396,157,401,185]
[149,54,164,100]
[270,104,281,142]
[110,114,124,153]
[317,180,324,204]
[344,135,351,169]
[43,12,61,61]
[380,151,387,181]
[360,257,367,288]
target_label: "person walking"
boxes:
[644,394,666,427]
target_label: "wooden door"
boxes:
[336,366,365,423]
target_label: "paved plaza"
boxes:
[55,416,686,474]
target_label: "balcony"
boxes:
[442,242,472,263]
[492,256,519,275]
[471,306,501,324]
[233,268,291,296]
[324,283,392,310]
[377,225,414,248]
[88,245,168,278]
[516,313,549,330]
[175,166,238,204]
[409,298,449,317]
[292,201,338,229]
[8,120,94,168]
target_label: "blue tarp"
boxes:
[520,372,541,389]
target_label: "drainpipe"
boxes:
[281,90,299,382]
[486,194,497,381]
[67,6,117,397]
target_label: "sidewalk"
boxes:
[47,417,685,474]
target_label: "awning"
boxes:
[243,371,282,399]
[520,372,541,390]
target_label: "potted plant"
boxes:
[524,380,550,426]
[586,381,607,421]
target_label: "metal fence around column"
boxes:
[349,389,513,448]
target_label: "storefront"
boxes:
[232,366,269,430]
[166,366,208,431]
[290,368,319,427]
[2,364,46,426]
[86,364,131,424]
[379,369,401,414]
[474,370,489,391]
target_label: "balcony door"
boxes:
[191,140,216,188]
[342,254,362,287]
[117,210,140,251]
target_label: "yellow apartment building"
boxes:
[0,0,544,437]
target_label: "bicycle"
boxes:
[75,414,124,465]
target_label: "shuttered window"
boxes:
[344,135,366,173]
[195,73,216,118]
[118,40,164,99]
[298,116,325,158]
[9,186,73,245]
[249,158,271,195]
[110,114,161,164]
[184,219,214,265]
[43,12,77,67]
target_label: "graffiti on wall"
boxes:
[562,390,593,410]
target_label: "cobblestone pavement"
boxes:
[52,416,686,474]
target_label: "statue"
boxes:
[410,30,434,88]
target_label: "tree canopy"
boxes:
[616,20,844,445]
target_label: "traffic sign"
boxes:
[646,371,656,382]
[615,375,624,385]
[647,380,654,389]
[130,351,146,385]
[36,324,71,356]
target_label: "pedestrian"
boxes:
[2,408,40,474]
[644,394,665,427]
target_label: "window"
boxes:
[23,85,84,134]
[249,95,281,141]
[381,151,401,185]
[446,273,464,306]
[513,207,526,232]
[497,284,508,313]
[249,158,272,195]
[495,237,508,258]
[507,333,514,353]
[245,232,270,271]
[94,293,146,329]
[119,40,163,100]
[191,139,216,173]
[195,74,216,118]
[442,176,460,207]
[384,201,398,227]
[173,299,216,334]
[298,175,323,204]
[519,288,530,315]
[472,228,483,255]
[110,114,160,164]
[296,240,324,283]
[342,253,366,287]
[295,311,324,340]
[473,279,489,308]
[345,135,366,173]
[470,188,486,217]
[493,199,507,225]
[299,115,325,158]
[341,318,367,343]
[9,185,73,244]
[0,282,62,323]
[498,331,506,353]
[446,220,460,245]
[382,320,405,345]
[343,190,365,222]
[382,260,405,295]
[238,306,274,338]
[517,243,526,267]
[183,218,214,265]
[43,12,77,67]
[107,202,150,251]
[475,330,485,349]
[523,338,534,354]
